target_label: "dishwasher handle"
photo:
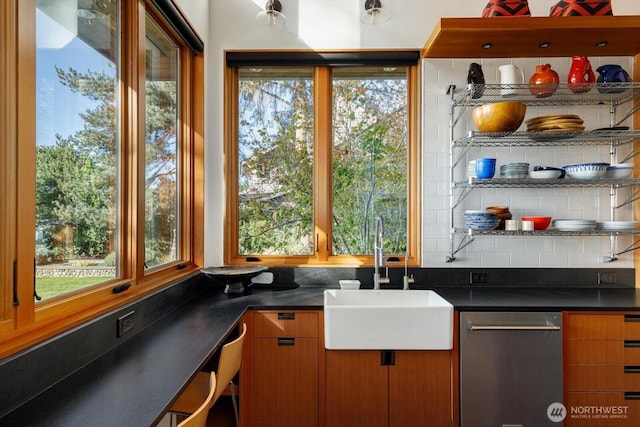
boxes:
[468,325,561,331]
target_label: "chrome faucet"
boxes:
[373,215,390,289]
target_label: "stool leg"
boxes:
[229,381,239,427]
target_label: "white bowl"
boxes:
[605,163,633,178]
[563,163,609,179]
[529,169,562,179]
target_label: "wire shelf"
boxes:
[454,228,640,237]
[453,83,640,107]
[453,177,640,189]
[453,129,640,148]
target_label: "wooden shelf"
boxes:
[422,16,640,58]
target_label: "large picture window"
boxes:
[35,0,119,300]
[0,0,203,358]
[225,52,420,266]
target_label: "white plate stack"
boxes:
[500,163,529,178]
[596,221,638,231]
[552,219,597,231]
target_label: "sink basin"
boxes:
[324,289,453,350]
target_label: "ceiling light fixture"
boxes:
[360,0,391,25]
[256,0,286,27]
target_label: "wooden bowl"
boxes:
[472,101,527,133]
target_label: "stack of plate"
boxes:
[596,221,638,231]
[526,115,585,141]
[500,163,529,178]
[552,219,597,231]
[464,210,500,230]
[525,114,585,132]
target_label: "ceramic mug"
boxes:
[505,219,520,231]
[475,158,497,179]
[521,220,534,231]
[499,64,525,97]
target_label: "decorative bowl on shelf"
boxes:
[463,210,500,230]
[472,101,527,133]
[563,162,609,179]
[521,216,552,230]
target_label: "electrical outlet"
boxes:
[470,272,488,284]
[117,311,135,337]
[598,272,617,285]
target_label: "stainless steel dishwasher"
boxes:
[460,311,563,427]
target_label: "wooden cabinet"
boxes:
[240,310,322,427]
[564,312,640,426]
[325,349,452,427]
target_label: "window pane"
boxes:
[237,67,314,255]
[144,14,179,268]
[331,67,408,256]
[35,0,119,300]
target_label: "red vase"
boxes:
[567,56,596,94]
[483,0,531,17]
[529,64,560,98]
[550,0,613,16]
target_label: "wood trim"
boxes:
[192,53,205,267]
[422,16,640,58]
[634,53,640,288]
[0,0,18,331]
[15,0,37,327]
[315,67,332,261]
[224,57,421,267]
[223,65,240,265]
[406,63,421,266]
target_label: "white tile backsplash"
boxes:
[422,57,635,269]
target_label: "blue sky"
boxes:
[36,8,116,147]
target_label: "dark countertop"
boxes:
[2,284,640,426]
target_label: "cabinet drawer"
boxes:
[565,313,640,341]
[566,314,624,339]
[565,391,640,427]
[566,365,640,391]
[254,311,319,337]
[623,314,640,340]
[566,340,640,365]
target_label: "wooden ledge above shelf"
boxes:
[422,16,640,58]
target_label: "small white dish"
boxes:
[339,280,361,290]
[530,169,562,179]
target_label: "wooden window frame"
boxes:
[0,0,204,358]
[223,51,421,267]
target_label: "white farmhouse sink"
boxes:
[324,289,453,350]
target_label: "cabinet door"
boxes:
[564,312,640,427]
[253,337,318,427]
[389,351,452,427]
[325,350,388,427]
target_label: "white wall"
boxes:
[176,0,640,268]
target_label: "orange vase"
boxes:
[529,64,559,98]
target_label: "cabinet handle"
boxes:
[278,312,295,320]
[381,350,395,366]
[624,315,640,323]
[625,392,640,400]
[624,366,640,374]
[278,338,295,346]
[624,340,640,348]
[468,325,560,331]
